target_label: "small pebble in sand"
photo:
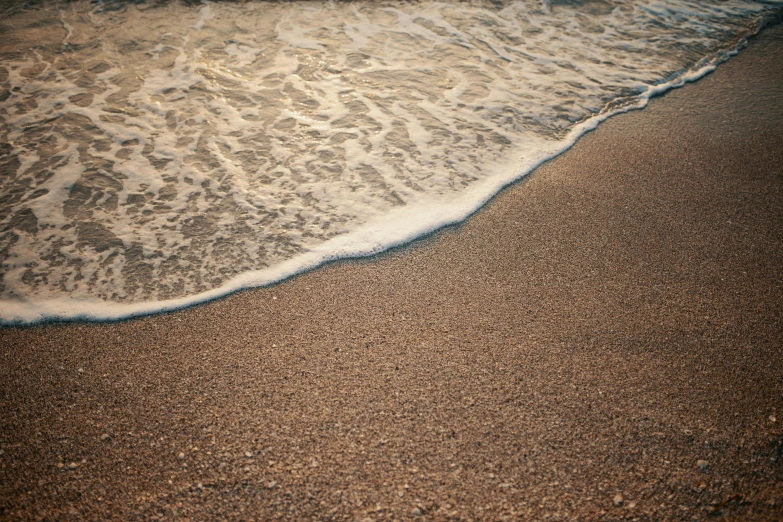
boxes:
[100,434,110,442]
[77,368,84,373]
[68,462,79,470]
[178,452,185,461]
[411,507,422,516]
[697,460,709,470]
[613,494,623,506]
[245,451,253,458]
[770,415,777,423]
[266,481,277,489]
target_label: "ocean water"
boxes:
[0,0,780,323]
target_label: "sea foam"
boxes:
[0,0,780,324]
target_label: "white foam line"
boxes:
[0,35,758,326]
[192,0,212,31]
[60,11,74,46]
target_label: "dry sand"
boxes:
[2,22,783,522]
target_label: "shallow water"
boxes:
[0,0,780,323]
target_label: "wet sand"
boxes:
[2,22,783,522]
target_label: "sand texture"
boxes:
[2,22,783,522]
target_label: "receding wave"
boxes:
[0,0,780,323]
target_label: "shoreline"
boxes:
[0,50,736,325]
[1,8,781,325]
[1,22,782,522]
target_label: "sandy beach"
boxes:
[2,20,782,522]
